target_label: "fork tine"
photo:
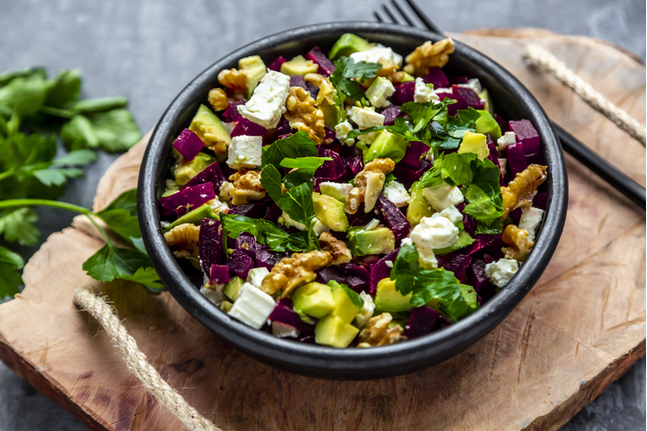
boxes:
[382,4,399,24]
[391,0,415,26]
[403,0,444,34]
[374,11,384,23]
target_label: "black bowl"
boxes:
[138,22,568,380]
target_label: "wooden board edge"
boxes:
[0,337,107,431]
[526,339,646,431]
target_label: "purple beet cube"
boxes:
[173,129,204,161]
[226,249,254,279]
[289,75,308,90]
[422,67,449,88]
[305,47,336,76]
[509,119,541,155]
[209,264,230,284]
[268,56,287,72]
[506,143,528,178]
[404,306,439,339]
[452,85,484,110]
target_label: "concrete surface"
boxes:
[0,0,644,429]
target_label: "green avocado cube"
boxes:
[220,301,233,313]
[328,281,362,324]
[239,55,267,98]
[474,109,501,140]
[406,181,435,227]
[164,203,219,232]
[347,226,395,257]
[374,278,414,313]
[362,129,409,164]
[328,33,375,60]
[173,152,215,186]
[224,276,244,302]
[313,192,349,232]
[478,89,494,115]
[189,104,231,157]
[458,131,489,161]
[458,283,479,312]
[291,282,336,319]
[280,55,319,77]
[315,315,360,348]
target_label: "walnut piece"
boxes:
[501,164,547,218]
[163,223,200,259]
[228,169,266,206]
[404,38,455,76]
[375,58,407,84]
[304,73,324,88]
[502,224,534,261]
[319,232,352,265]
[346,158,396,214]
[208,88,229,111]
[261,250,332,298]
[357,313,406,348]
[284,86,326,144]
[217,68,247,92]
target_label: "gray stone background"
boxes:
[0,0,645,429]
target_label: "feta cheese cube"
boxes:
[246,267,270,289]
[519,207,544,242]
[228,283,276,329]
[382,180,410,207]
[410,215,459,250]
[485,258,519,288]
[349,106,384,129]
[414,77,439,103]
[355,291,375,329]
[271,321,301,338]
[416,244,438,270]
[226,135,262,169]
[437,205,463,225]
[237,71,290,128]
[497,131,517,152]
[435,87,453,94]
[498,158,507,178]
[350,44,403,67]
[365,76,395,108]
[334,120,355,146]
[423,182,464,211]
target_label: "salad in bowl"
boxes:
[157,33,549,350]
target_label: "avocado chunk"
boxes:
[407,181,435,227]
[220,301,233,313]
[319,182,352,204]
[315,315,359,348]
[313,192,349,232]
[374,278,414,312]
[433,230,475,255]
[291,282,335,319]
[362,129,409,164]
[458,131,489,160]
[478,89,494,115]
[328,281,363,324]
[347,226,395,257]
[224,276,244,302]
[164,202,219,231]
[474,110,501,140]
[328,33,375,60]
[316,79,342,127]
[280,55,319,77]
[174,152,215,186]
[399,72,415,83]
[239,55,267,98]
[189,104,231,156]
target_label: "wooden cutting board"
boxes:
[0,29,644,431]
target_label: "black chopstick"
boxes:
[400,0,646,210]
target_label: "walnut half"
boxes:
[164,223,200,259]
[261,250,332,298]
[319,232,352,265]
[284,87,326,144]
[404,38,455,76]
[228,169,266,206]
[501,164,547,219]
[346,158,396,214]
[502,224,534,261]
[357,313,406,347]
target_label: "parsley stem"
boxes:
[0,169,15,182]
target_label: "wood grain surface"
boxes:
[0,30,644,431]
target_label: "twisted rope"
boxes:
[523,44,646,146]
[73,287,221,431]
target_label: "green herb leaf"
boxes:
[33,168,84,186]
[279,156,331,174]
[96,189,141,241]
[82,243,161,289]
[342,284,364,309]
[276,182,315,227]
[329,57,382,100]
[52,149,97,166]
[0,73,48,117]
[45,69,82,108]
[260,164,283,202]
[262,131,318,169]
[220,213,310,253]
[70,97,129,113]
[61,109,141,153]
[0,245,25,299]
[0,208,40,246]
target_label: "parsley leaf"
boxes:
[262,131,318,169]
[329,57,381,101]
[279,156,332,174]
[82,243,162,290]
[45,69,82,108]
[260,164,283,202]
[0,245,24,299]
[61,109,141,153]
[96,189,142,242]
[220,213,310,253]
[0,208,40,246]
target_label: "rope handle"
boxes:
[523,44,646,147]
[73,287,221,431]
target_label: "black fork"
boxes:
[374,0,646,209]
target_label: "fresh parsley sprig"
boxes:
[329,57,382,101]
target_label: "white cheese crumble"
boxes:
[355,291,375,329]
[349,106,385,129]
[226,135,263,169]
[416,244,438,270]
[410,215,460,250]
[350,44,403,67]
[519,207,544,242]
[423,182,464,212]
[228,282,276,329]
[246,267,270,289]
[334,120,355,146]
[382,180,410,207]
[237,70,290,128]
[485,258,519,288]
[497,131,517,152]
[414,77,439,103]
[437,205,463,225]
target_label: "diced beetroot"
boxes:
[506,143,528,178]
[229,201,268,218]
[316,147,345,180]
[256,245,285,270]
[393,158,430,189]
[226,249,254,279]
[159,183,215,218]
[509,208,522,225]
[198,219,223,273]
[467,258,492,293]
[289,75,308,90]
[268,56,287,72]
[336,264,370,293]
[236,233,258,259]
[461,234,503,256]
[269,298,316,332]
[209,264,230,284]
[223,101,245,122]
[275,117,292,135]
[263,203,282,223]
[436,253,472,283]
[316,267,342,285]
[341,145,363,174]
[306,47,336,77]
[400,141,430,168]
[377,196,410,240]
[483,253,496,265]
[323,126,335,144]
[463,214,477,236]
[526,152,544,165]
[380,104,402,126]
[181,161,226,192]
[450,76,469,84]
[423,67,449,88]
[452,86,484,110]
[306,82,319,100]
[173,129,204,161]
[404,306,439,339]
[509,119,541,155]
[495,114,508,133]
[392,81,415,105]
[370,248,400,294]
[533,192,547,209]
[438,92,467,116]
[230,117,266,137]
